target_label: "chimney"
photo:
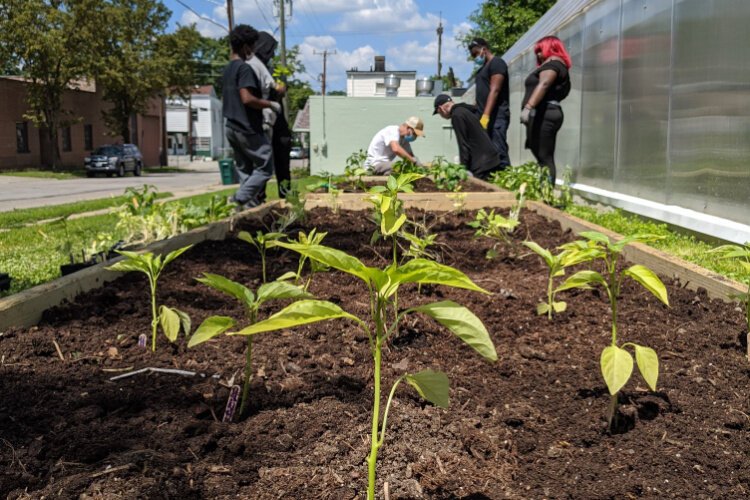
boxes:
[374,56,385,72]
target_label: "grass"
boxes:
[0,169,85,180]
[0,177,323,296]
[0,193,173,228]
[565,204,749,283]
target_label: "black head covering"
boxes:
[254,31,278,67]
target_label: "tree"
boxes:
[0,0,104,168]
[192,34,229,95]
[327,90,346,96]
[97,0,200,143]
[272,45,315,127]
[463,0,556,55]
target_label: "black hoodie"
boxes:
[254,32,278,67]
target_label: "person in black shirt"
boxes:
[433,94,502,180]
[468,37,510,169]
[520,35,572,184]
[222,25,282,209]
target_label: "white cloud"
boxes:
[297,36,377,88]
[333,0,439,33]
[296,0,375,15]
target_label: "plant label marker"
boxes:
[223,385,241,422]
[138,334,147,348]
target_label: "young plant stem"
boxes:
[547,272,554,320]
[239,336,253,417]
[149,276,158,352]
[367,301,386,500]
[239,309,258,417]
[261,249,267,283]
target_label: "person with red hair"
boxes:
[520,35,572,184]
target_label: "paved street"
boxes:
[0,161,224,212]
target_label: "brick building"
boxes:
[0,77,166,170]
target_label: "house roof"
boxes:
[293,100,310,132]
[192,85,216,97]
[0,76,97,92]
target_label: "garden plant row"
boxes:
[1,172,749,497]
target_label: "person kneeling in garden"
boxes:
[222,24,282,209]
[433,94,504,180]
[363,117,424,175]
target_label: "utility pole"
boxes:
[278,0,290,123]
[313,49,336,96]
[437,12,443,78]
[227,0,234,31]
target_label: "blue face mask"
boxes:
[405,134,416,143]
[474,56,485,66]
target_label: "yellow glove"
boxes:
[480,114,490,129]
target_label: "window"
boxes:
[84,124,93,151]
[16,122,29,153]
[61,126,72,152]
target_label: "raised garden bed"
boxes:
[1,205,748,498]
[312,176,498,194]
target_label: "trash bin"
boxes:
[218,158,239,185]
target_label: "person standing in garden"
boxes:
[363,117,425,175]
[433,94,502,180]
[222,24,281,209]
[520,35,572,185]
[247,31,293,200]
[468,37,510,169]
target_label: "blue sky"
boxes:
[162,0,483,91]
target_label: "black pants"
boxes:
[488,112,511,168]
[525,105,564,183]
[272,113,292,199]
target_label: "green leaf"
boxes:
[277,271,299,281]
[536,302,550,315]
[174,308,192,336]
[382,211,407,236]
[405,370,450,408]
[600,345,633,395]
[275,242,371,284]
[159,305,181,342]
[237,230,258,248]
[257,280,312,303]
[196,273,254,305]
[633,344,659,391]
[229,300,361,336]
[188,316,235,347]
[523,241,553,267]
[411,301,497,361]
[623,265,669,306]
[555,270,607,293]
[580,231,611,245]
[163,244,193,267]
[552,301,567,313]
[106,259,149,274]
[393,259,489,294]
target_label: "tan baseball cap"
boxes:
[404,116,425,137]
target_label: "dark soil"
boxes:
[314,177,495,193]
[1,207,748,499]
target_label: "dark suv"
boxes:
[84,144,143,177]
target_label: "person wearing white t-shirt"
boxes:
[364,116,425,175]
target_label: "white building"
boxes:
[345,56,417,98]
[166,85,224,158]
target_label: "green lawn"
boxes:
[565,204,748,283]
[0,177,323,296]
[0,193,172,228]
[0,169,85,180]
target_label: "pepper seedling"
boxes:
[468,208,520,259]
[523,241,598,319]
[710,242,750,358]
[367,173,424,263]
[238,230,284,283]
[275,241,497,499]
[555,232,669,431]
[106,245,193,351]
[278,228,328,291]
[190,277,323,417]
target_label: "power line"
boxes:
[287,28,435,38]
[174,0,228,32]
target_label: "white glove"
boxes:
[520,107,534,125]
[268,101,282,115]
